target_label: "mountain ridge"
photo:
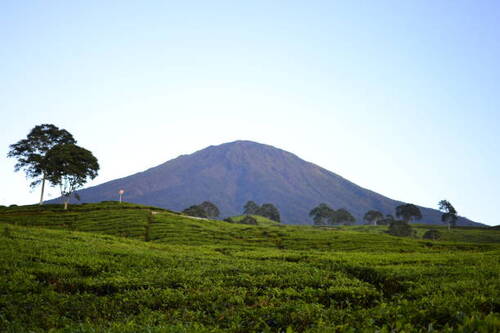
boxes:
[52,140,482,226]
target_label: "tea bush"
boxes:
[0,203,499,332]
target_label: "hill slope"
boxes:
[0,203,498,332]
[53,140,480,226]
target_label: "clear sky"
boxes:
[1,1,499,225]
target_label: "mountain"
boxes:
[57,140,481,226]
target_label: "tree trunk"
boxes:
[448,222,451,231]
[39,175,46,205]
[64,197,69,210]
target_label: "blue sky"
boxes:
[1,1,499,225]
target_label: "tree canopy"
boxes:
[363,210,384,225]
[333,208,356,225]
[182,205,208,218]
[259,203,281,222]
[309,203,335,225]
[199,201,220,218]
[183,201,220,219]
[45,144,99,210]
[387,220,415,237]
[7,124,76,204]
[395,203,422,223]
[242,201,281,222]
[438,200,458,230]
[243,201,260,215]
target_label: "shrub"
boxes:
[423,229,441,240]
[388,220,414,237]
[239,215,258,225]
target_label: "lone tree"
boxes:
[363,210,384,225]
[199,201,220,218]
[45,144,99,210]
[395,203,422,223]
[243,201,260,215]
[8,124,76,205]
[438,200,458,231]
[309,203,335,225]
[259,203,280,223]
[183,201,220,219]
[333,208,356,225]
[182,205,208,218]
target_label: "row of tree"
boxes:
[311,200,458,230]
[363,201,458,230]
[309,203,356,225]
[243,201,280,222]
[8,124,99,209]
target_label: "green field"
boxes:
[1,202,499,332]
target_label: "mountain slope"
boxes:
[58,140,480,226]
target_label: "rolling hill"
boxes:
[0,203,498,332]
[51,140,480,226]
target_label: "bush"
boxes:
[423,229,441,240]
[388,220,415,237]
[239,215,258,225]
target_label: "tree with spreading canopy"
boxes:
[243,201,260,215]
[7,124,76,205]
[183,201,220,219]
[45,143,99,210]
[182,205,208,218]
[395,203,422,223]
[259,203,280,222]
[438,200,458,231]
[363,210,384,225]
[199,201,220,218]
[332,208,356,225]
[309,203,335,225]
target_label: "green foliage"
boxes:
[0,203,499,332]
[363,210,384,225]
[377,214,394,226]
[183,201,220,219]
[423,229,442,240]
[199,201,220,218]
[309,203,334,225]
[243,201,260,215]
[7,124,76,203]
[333,208,356,225]
[45,144,99,209]
[395,203,422,223]
[387,220,415,237]
[229,215,278,226]
[182,205,208,218]
[242,201,281,222]
[239,215,258,225]
[439,199,458,230]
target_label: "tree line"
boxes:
[310,200,458,233]
[182,200,281,223]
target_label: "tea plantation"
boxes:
[1,202,499,332]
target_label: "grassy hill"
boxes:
[0,202,499,332]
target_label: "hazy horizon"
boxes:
[1,1,499,225]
